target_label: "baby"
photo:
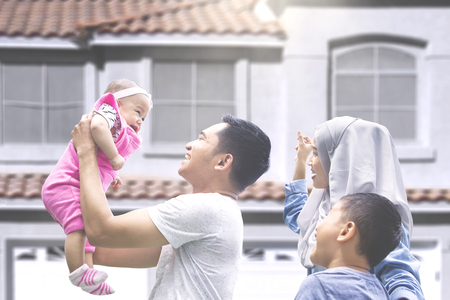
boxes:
[42,79,152,295]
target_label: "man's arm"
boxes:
[72,113,169,249]
[93,247,162,268]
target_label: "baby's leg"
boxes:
[66,231,114,295]
[85,251,94,268]
[65,230,87,273]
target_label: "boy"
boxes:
[295,193,402,299]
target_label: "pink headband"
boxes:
[113,87,153,109]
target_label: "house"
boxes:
[0,0,449,299]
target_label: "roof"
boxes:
[0,173,449,203]
[0,0,284,38]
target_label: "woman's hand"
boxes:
[293,130,312,181]
[295,130,312,163]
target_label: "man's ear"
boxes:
[337,221,356,242]
[215,154,233,171]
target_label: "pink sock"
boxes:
[68,264,107,288]
[82,282,115,295]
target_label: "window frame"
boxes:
[331,42,434,161]
[0,51,95,163]
[143,57,249,157]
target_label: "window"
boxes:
[151,60,236,146]
[332,44,418,141]
[0,63,84,144]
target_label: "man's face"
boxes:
[178,122,229,184]
[310,200,346,268]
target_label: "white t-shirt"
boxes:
[147,193,244,300]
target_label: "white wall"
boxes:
[279,7,450,187]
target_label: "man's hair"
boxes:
[340,193,402,268]
[104,79,138,94]
[216,114,271,192]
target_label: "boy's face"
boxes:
[117,94,151,133]
[310,200,347,268]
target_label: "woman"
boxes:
[284,116,424,300]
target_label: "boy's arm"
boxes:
[72,113,169,249]
[91,114,124,170]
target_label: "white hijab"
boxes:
[297,116,413,268]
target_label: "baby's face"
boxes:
[117,94,151,134]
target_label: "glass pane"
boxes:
[336,75,374,106]
[153,62,191,100]
[197,62,234,101]
[379,110,415,139]
[5,106,42,143]
[4,64,42,103]
[153,105,191,143]
[335,109,374,122]
[196,105,235,133]
[336,48,374,70]
[48,106,83,143]
[379,75,415,106]
[48,65,84,104]
[379,48,415,70]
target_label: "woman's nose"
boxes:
[307,156,313,166]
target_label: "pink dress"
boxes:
[42,93,141,252]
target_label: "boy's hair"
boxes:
[104,79,138,94]
[216,114,271,192]
[340,193,402,268]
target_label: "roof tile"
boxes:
[0,0,284,38]
[2,173,447,203]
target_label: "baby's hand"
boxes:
[111,176,123,192]
[295,130,312,163]
[109,154,125,171]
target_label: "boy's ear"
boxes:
[337,221,356,242]
[214,154,233,171]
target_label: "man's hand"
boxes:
[72,112,97,155]
[111,176,123,192]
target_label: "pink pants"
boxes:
[42,144,116,253]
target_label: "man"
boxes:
[71,113,271,299]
